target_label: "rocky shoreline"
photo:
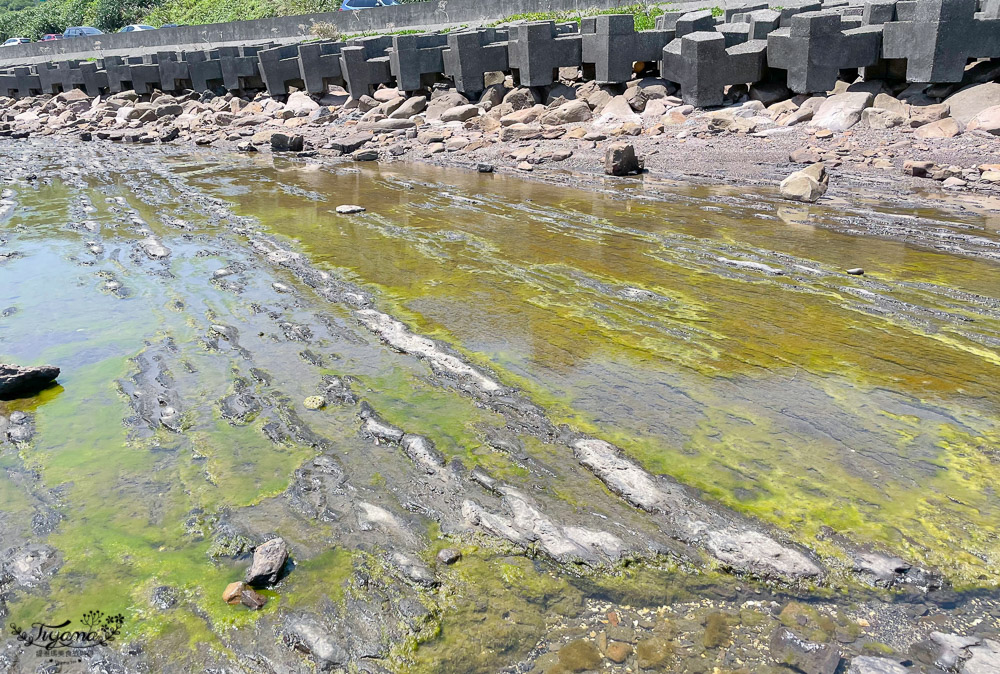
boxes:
[1,64,999,215]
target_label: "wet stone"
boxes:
[557,640,601,672]
[636,636,673,669]
[240,587,267,610]
[223,581,246,604]
[245,536,288,586]
[770,627,842,674]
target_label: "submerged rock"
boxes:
[770,627,841,674]
[0,363,59,398]
[245,536,289,585]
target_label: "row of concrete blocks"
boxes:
[1,0,998,109]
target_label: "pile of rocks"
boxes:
[0,66,997,194]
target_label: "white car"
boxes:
[1,37,31,46]
[118,25,156,32]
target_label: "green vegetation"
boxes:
[0,0,341,40]
[0,0,684,44]
[490,2,675,31]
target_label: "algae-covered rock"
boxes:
[557,640,601,672]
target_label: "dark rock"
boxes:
[604,142,643,176]
[770,627,841,674]
[245,536,288,585]
[477,163,494,173]
[240,587,267,610]
[329,133,373,153]
[352,148,379,161]
[0,363,60,398]
[271,133,304,152]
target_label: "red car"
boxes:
[40,34,63,41]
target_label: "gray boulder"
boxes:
[0,363,60,398]
[809,92,874,131]
[945,83,1000,125]
[245,536,288,585]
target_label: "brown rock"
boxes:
[909,103,950,127]
[914,117,963,139]
[605,641,632,663]
[604,142,643,176]
[223,581,246,605]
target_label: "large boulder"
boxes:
[388,95,427,119]
[964,638,1000,674]
[809,92,873,131]
[503,86,541,111]
[967,105,1000,135]
[0,363,60,398]
[271,133,304,152]
[285,91,319,114]
[944,82,1000,125]
[594,95,642,127]
[424,92,469,120]
[245,536,288,585]
[780,162,828,202]
[439,104,481,122]
[539,99,592,126]
[914,117,963,139]
[861,108,907,129]
[909,103,950,127]
[604,142,643,176]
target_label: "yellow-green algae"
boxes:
[3,150,1000,673]
[196,159,1000,587]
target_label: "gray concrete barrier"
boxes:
[0,0,996,112]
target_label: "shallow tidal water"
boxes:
[0,142,999,672]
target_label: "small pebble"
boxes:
[846,268,864,275]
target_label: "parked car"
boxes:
[160,23,182,28]
[118,24,156,32]
[340,0,398,9]
[62,26,103,38]
[1,37,30,46]
[39,34,63,41]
